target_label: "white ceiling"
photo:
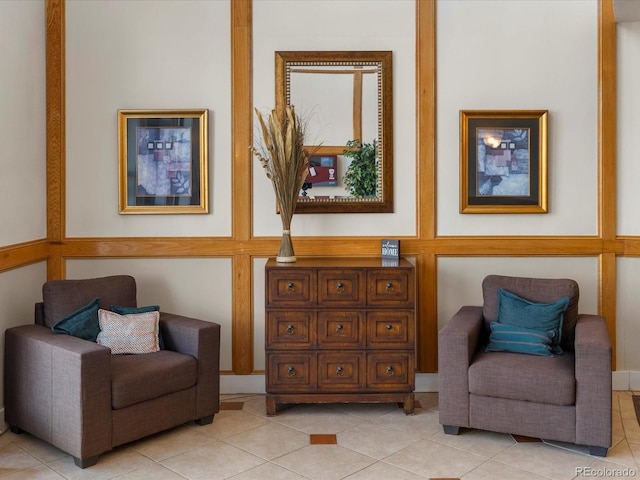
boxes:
[614,0,640,22]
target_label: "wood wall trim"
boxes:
[415,0,437,372]
[0,240,49,274]
[599,0,617,367]
[231,0,254,374]
[46,0,65,280]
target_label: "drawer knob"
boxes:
[286,324,295,335]
[336,282,344,293]
[336,323,344,333]
[386,365,395,376]
[336,365,344,376]
[386,282,394,291]
[386,324,393,330]
[287,366,296,377]
[286,282,295,292]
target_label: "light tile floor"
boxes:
[0,391,638,480]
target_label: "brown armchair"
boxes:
[4,275,221,468]
[438,275,611,456]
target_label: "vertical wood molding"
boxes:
[46,0,65,280]
[416,0,437,371]
[598,0,617,367]
[416,0,437,242]
[231,0,254,374]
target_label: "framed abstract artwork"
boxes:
[118,109,208,214]
[460,110,548,214]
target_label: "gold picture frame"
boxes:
[118,109,208,214]
[460,110,548,214]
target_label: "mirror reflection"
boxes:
[275,51,393,213]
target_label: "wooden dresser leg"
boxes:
[266,395,277,416]
[403,394,415,415]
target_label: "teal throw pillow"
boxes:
[486,322,554,357]
[110,304,164,349]
[496,288,569,354]
[51,297,101,342]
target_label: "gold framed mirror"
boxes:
[275,51,393,213]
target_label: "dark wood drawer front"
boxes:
[318,269,365,306]
[267,353,316,392]
[266,311,315,349]
[367,353,413,390]
[318,353,365,391]
[318,311,364,348]
[367,269,414,306]
[367,311,414,347]
[267,270,315,306]
[265,258,416,414]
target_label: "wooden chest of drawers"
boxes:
[265,257,415,415]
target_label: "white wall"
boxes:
[617,21,640,235]
[65,0,232,237]
[66,258,234,371]
[437,0,599,235]
[616,19,640,379]
[438,257,599,332]
[0,0,48,423]
[0,0,46,246]
[252,0,417,237]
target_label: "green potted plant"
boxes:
[342,139,378,198]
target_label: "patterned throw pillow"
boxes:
[96,309,160,354]
[110,304,165,349]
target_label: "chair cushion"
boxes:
[43,275,137,328]
[111,350,197,409]
[496,288,569,354]
[469,349,576,406]
[50,297,101,341]
[97,309,160,355]
[482,275,579,350]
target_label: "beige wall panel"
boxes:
[0,1,46,247]
[617,258,640,370]
[437,0,598,236]
[437,257,599,333]
[617,21,640,235]
[252,0,416,236]
[253,257,268,372]
[0,262,48,406]
[66,258,233,371]
[65,0,231,237]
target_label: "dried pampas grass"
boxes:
[252,105,310,262]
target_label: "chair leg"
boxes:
[8,425,24,435]
[589,446,608,457]
[74,455,99,468]
[443,425,460,435]
[195,414,214,426]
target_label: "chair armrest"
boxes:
[159,312,221,418]
[4,325,112,459]
[574,314,612,448]
[438,306,484,428]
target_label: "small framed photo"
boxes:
[117,109,208,214]
[460,110,548,214]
